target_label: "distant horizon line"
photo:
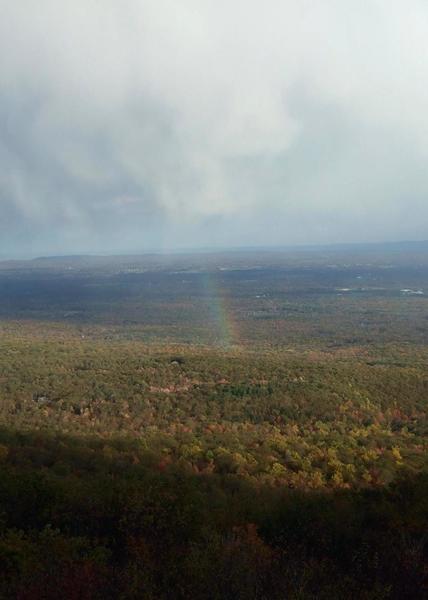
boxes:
[2,238,428,263]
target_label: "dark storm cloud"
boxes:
[1,1,428,256]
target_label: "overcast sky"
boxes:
[1,1,428,257]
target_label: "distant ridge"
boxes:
[31,239,428,261]
[1,239,427,269]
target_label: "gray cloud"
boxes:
[1,1,428,256]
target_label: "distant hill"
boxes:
[1,239,428,274]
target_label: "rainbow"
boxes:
[201,272,240,348]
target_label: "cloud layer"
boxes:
[1,1,428,256]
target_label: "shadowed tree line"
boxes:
[0,428,426,599]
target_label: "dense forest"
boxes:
[0,247,426,598]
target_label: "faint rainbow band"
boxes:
[201,272,239,348]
